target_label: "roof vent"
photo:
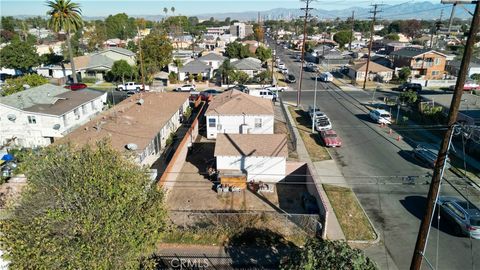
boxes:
[137,98,144,105]
[7,114,16,121]
[126,143,138,150]
[52,124,61,130]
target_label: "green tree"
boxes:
[111,60,133,83]
[196,73,203,82]
[399,90,418,104]
[225,41,252,59]
[126,40,138,53]
[216,59,235,84]
[398,67,412,81]
[46,0,84,83]
[233,71,249,84]
[0,37,40,73]
[163,7,168,18]
[0,142,166,269]
[333,30,352,49]
[384,33,400,41]
[1,16,16,32]
[105,13,136,39]
[255,46,272,62]
[253,24,264,42]
[281,239,376,270]
[140,32,173,75]
[255,70,272,86]
[84,20,106,52]
[471,73,480,82]
[1,74,49,96]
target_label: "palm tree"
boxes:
[46,0,83,83]
[215,60,235,85]
[171,7,175,16]
[163,7,168,19]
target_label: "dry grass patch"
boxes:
[323,184,376,241]
[287,107,330,162]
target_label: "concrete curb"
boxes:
[347,193,381,245]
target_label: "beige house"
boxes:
[348,61,394,82]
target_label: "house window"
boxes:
[27,116,37,124]
[74,108,80,120]
[82,104,87,115]
[434,58,441,65]
[91,101,96,111]
[254,118,262,128]
[432,71,440,76]
[208,118,216,128]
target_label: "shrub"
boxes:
[81,77,97,84]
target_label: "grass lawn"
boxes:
[323,184,377,241]
[287,106,330,162]
[85,82,115,91]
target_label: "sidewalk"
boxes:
[281,100,346,241]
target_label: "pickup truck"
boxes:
[264,85,288,92]
[117,82,150,91]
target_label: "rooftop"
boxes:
[214,133,288,157]
[390,47,446,58]
[0,84,105,116]
[98,47,136,57]
[60,92,189,153]
[198,53,227,62]
[206,90,273,116]
[179,60,212,74]
[351,61,393,72]
[231,57,263,71]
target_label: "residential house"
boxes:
[230,23,253,39]
[390,47,447,80]
[348,61,394,82]
[37,48,136,81]
[197,53,227,69]
[103,38,126,47]
[214,133,287,182]
[231,57,264,78]
[61,92,190,166]
[0,84,106,147]
[446,60,480,79]
[205,90,274,139]
[316,50,352,66]
[178,60,213,81]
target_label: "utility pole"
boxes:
[447,3,458,35]
[410,2,480,270]
[433,9,444,49]
[137,26,146,91]
[297,0,314,107]
[362,4,381,90]
[349,11,355,51]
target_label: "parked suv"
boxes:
[398,83,422,92]
[437,196,480,239]
[413,144,451,169]
[369,109,392,124]
[285,74,296,83]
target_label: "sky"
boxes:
[0,0,441,17]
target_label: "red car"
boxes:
[64,83,87,90]
[319,130,342,147]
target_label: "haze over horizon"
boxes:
[1,0,441,17]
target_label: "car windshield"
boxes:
[380,114,391,118]
[324,133,337,138]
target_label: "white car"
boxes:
[264,85,288,92]
[281,68,289,74]
[369,109,392,124]
[175,84,196,92]
[117,82,150,91]
[315,117,332,131]
[277,63,286,69]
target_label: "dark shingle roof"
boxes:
[179,60,212,73]
[390,47,445,58]
[198,53,226,62]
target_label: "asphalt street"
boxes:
[271,39,480,270]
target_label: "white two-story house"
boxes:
[0,84,107,147]
[205,90,274,139]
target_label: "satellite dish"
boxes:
[7,114,16,121]
[137,99,144,105]
[125,143,138,150]
[53,124,61,130]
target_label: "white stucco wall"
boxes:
[216,155,286,182]
[0,94,106,148]
[206,114,274,139]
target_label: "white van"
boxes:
[249,89,277,101]
[319,72,334,82]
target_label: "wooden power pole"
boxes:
[137,26,146,91]
[410,2,480,270]
[297,0,314,107]
[362,4,381,90]
[349,11,355,51]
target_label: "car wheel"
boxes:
[454,224,464,236]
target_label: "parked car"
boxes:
[301,192,319,214]
[126,90,138,97]
[64,83,87,91]
[226,84,249,93]
[413,144,451,169]
[369,109,392,124]
[277,63,286,69]
[281,67,289,74]
[318,72,334,82]
[117,81,149,91]
[308,107,328,120]
[175,84,196,92]
[264,84,287,92]
[449,81,480,91]
[285,74,296,83]
[315,117,332,131]
[319,130,342,147]
[189,91,200,102]
[437,196,480,239]
[200,89,221,100]
[397,82,422,92]
[249,89,277,101]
